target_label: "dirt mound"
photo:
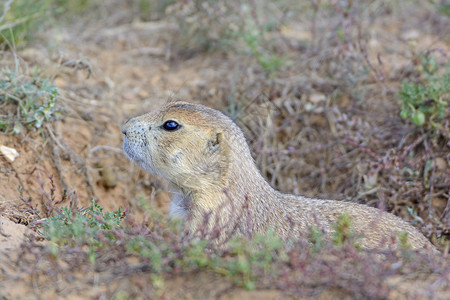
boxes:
[0,216,31,252]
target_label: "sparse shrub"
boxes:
[167,1,240,53]
[309,225,326,252]
[0,0,52,48]
[436,1,450,16]
[225,229,283,290]
[397,231,412,251]
[52,0,94,14]
[236,17,284,74]
[0,69,60,133]
[126,235,169,273]
[167,0,285,73]
[19,199,446,298]
[135,0,176,21]
[0,0,97,48]
[332,213,360,249]
[182,239,210,268]
[43,200,123,261]
[399,54,449,129]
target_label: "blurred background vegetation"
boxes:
[0,1,448,297]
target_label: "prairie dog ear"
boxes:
[205,129,230,178]
[206,130,226,154]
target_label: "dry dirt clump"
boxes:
[0,0,449,299]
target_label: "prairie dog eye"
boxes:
[162,120,180,131]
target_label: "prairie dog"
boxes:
[122,100,436,251]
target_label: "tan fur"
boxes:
[122,101,436,251]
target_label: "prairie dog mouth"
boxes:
[122,138,143,163]
[123,137,156,174]
[122,137,134,160]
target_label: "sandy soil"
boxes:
[0,2,449,299]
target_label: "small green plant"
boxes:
[0,0,52,48]
[126,235,167,272]
[136,0,175,21]
[0,70,60,133]
[168,1,284,74]
[239,23,284,74]
[52,0,93,15]
[0,0,98,48]
[399,54,449,129]
[225,229,283,290]
[332,213,359,247]
[405,206,424,225]
[309,225,326,252]
[397,231,412,251]
[397,231,415,261]
[183,239,211,268]
[43,200,123,261]
[436,2,450,16]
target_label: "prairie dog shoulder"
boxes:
[122,100,436,251]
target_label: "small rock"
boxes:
[431,197,447,212]
[190,78,207,88]
[369,38,380,48]
[309,115,327,127]
[337,96,350,109]
[309,93,327,104]
[0,217,31,252]
[122,92,136,101]
[53,77,67,87]
[0,145,19,163]
[138,89,149,98]
[433,157,446,171]
[364,172,378,190]
[280,25,312,41]
[401,30,420,40]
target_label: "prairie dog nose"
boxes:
[122,118,134,135]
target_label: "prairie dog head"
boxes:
[122,101,236,193]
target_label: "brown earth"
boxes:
[0,2,449,299]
